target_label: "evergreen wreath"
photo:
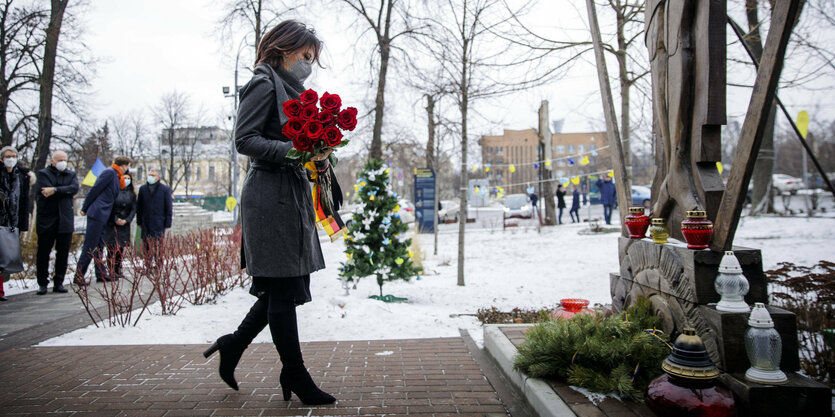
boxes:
[513,297,671,399]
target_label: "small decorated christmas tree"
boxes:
[340,159,420,299]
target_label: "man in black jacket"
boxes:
[136,169,172,269]
[35,151,79,294]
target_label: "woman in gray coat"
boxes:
[203,20,335,406]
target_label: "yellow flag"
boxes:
[608,170,615,178]
[544,160,551,167]
[571,176,580,185]
[509,165,516,173]
[81,171,97,187]
[716,162,723,174]
[562,181,570,188]
[796,111,810,139]
[580,156,589,165]
[472,166,478,173]
[225,196,237,211]
[485,166,490,173]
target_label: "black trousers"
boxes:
[36,229,73,286]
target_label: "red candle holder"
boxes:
[681,210,713,249]
[553,298,594,319]
[624,207,650,238]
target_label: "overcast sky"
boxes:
[83,0,833,159]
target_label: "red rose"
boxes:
[337,107,358,131]
[292,134,314,153]
[300,104,318,121]
[322,126,343,147]
[319,92,342,113]
[299,89,318,106]
[282,99,302,118]
[318,110,335,125]
[304,121,324,139]
[282,117,304,139]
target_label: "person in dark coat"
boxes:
[596,176,617,225]
[556,184,567,224]
[102,172,136,281]
[203,21,335,406]
[0,146,32,301]
[569,184,581,223]
[35,150,79,294]
[136,168,172,268]
[75,156,131,285]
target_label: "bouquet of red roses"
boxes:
[282,88,356,166]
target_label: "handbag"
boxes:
[0,225,23,274]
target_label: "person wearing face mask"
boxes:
[0,146,33,301]
[34,150,79,294]
[136,169,172,270]
[203,20,335,406]
[75,156,131,286]
[102,172,136,281]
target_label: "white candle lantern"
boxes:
[714,251,750,313]
[744,303,788,384]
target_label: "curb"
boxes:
[483,325,576,417]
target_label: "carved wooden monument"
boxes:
[586,0,830,414]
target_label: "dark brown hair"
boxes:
[113,156,131,166]
[256,20,322,69]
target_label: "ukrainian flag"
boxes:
[81,158,106,186]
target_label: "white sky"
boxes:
[83,0,834,160]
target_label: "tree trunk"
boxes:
[745,0,775,213]
[425,94,435,169]
[457,39,468,287]
[34,0,69,173]
[615,4,632,180]
[369,41,389,161]
[254,0,262,52]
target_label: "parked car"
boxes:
[397,199,415,223]
[503,194,533,219]
[438,199,460,222]
[631,185,651,208]
[772,174,803,194]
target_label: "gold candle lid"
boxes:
[651,218,665,225]
[686,210,707,218]
[629,207,645,214]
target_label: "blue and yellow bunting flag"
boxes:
[81,158,107,187]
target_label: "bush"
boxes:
[513,297,670,399]
[766,261,834,387]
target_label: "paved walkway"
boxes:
[0,286,531,416]
[1,339,513,416]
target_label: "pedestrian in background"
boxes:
[35,150,79,295]
[76,156,131,285]
[569,184,581,223]
[596,176,617,225]
[529,192,538,217]
[136,169,172,270]
[0,146,32,301]
[103,172,136,281]
[556,184,566,225]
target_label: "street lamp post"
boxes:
[223,37,247,227]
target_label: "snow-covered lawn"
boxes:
[38,216,834,348]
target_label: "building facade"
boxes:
[133,126,245,199]
[480,129,611,194]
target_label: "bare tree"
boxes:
[338,0,423,161]
[32,0,68,173]
[110,111,150,162]
[0,1,44,148]
[153,90,193,193]
[217,0,297,57]
[415,0,567,286]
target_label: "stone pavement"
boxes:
[0,338,518,416]
[0,284,534,416]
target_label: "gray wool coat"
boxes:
[235,63,325,278]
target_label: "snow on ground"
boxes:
[38,216,834,348]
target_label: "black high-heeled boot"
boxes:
[269,308,335,405]
[204,297,268,390]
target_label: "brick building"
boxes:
[479,129,611,194]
